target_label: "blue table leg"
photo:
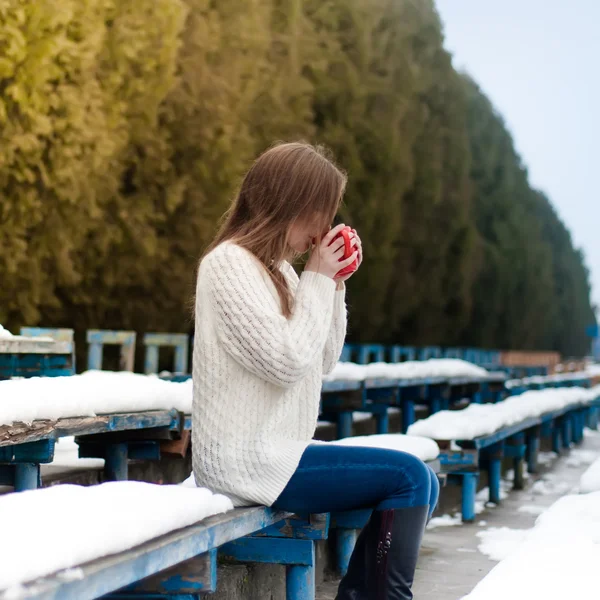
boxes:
[526,433,539,474]
[401,399,415,434]
[337,529,358,577]
[462,472,478,522]
[105,443,129,481]
[561,417,571,449]
[488,459,502,504]
[552,423,562,454]
[286,562,315,600]
[376,410,389,434]
[337,412,353,440]
[430,397,442,414]
[14,463,40,491]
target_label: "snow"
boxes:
[427,513,462,529]
[0,371,192,427]
[579,456,600,493]
[324,359,489,382]
[325,433,440,462]
[0,481,233,592]
[476,527,529,561]
[0,325,13,339]
[407,386,599,440]
[463,492,600,600]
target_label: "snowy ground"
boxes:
[316,428,600,600]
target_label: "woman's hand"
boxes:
[305,223,359,280]
[334,227,362,284]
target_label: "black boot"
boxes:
[335,519,371,599]
[366,505,429,600]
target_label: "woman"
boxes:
[192,141,438,600]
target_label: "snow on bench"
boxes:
[407,386,599,441]
[579,456,600,494]
[319,433,440,462]
[0,371,192,427]
[324,359,489,382]
[0,481,232,595]
[463,492,600,600]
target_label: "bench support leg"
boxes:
[14,463,40,491]
[376,411,389,435]
[552,423,562,454]
[401,399,415,434]
[106,443,129,481]
[287,562,315,600]
[337,528,358,576]
[513,458,525,490]
[430,397,442,414]
[461,472,478,522]
[337,412,353,440]
[526,431,540,474]
[561,417,572,450]
[488,459,502,505]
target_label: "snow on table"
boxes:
[462,492,600,600]
[311,433,440,462]
[324,359,488,382]
[0,481,233,593]
[579,456,600,493]
[0,371,192,427]
[407,386,599,441]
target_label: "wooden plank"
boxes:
[5,507,290,600]
[117,549,217,594]
[0,411,179,448]
[0,339,72,355]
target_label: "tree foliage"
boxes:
[0,0,594,356]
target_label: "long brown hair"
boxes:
[204,141,347,317]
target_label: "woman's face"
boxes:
[288,216,330,254]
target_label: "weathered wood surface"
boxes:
[0,338,72,355]
[0,410,179,448]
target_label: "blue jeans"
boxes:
[273,444,439,517]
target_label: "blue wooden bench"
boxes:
[437,399,596,522]
[0,410,184,491]
[87,330,137,372]
[0,336,74,380]
[320,374,508,439]
[143,333,190,380]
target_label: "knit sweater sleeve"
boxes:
[321,290,348,375]
[202,243,337,388]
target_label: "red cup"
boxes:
[331,226,358,278]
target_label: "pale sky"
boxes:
[435,0,599,311]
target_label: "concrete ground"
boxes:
[316,429,600,600]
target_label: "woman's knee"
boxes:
[427,464,440,516]
[386,452,432,508]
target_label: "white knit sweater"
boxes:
[192,241,347,506]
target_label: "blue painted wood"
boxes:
[526,430,540,474]
[401,398,415,433]
[337,412,353,440]
[487,457,502,504]
[14,463,40,491]
[438,449,478,469]
[0,353,73,379]
[114,549,218,595]
[0,439,55,463]
[336,529,357,577]
[106,443,128,481]
[143,333,190,375]
[340,344,352,362]
[286,560,315,600]
[321,380,362,393]
[221,536,315,566]
[461,472,478,522]
[253,514,330,541]
[86,330,137,372]
[13,507,290,600]
[357,344,385,365]
[419,346,442,360]
[389,346,416,362]
[456,416,542,450]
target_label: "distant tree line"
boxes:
[0,0,594,356]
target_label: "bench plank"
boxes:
[3,507,290,600]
